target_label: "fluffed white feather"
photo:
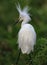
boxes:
[16,3,22,14]
[18,24,36,54]
[17,4,36,54]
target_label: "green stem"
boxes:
[29,54,32,65]
[16,50,21,65]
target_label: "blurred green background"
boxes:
[0,0,47,65]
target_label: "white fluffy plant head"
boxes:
[16,4,31,23]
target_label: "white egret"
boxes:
[16,4,36,65]
[17,5,36,54]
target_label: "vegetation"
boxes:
[0,0,47,65]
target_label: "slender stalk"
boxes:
[29,54,32,65]
[16,50,21,65]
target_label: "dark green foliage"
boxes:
[32,38,47,65]
[0,0,47,65]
